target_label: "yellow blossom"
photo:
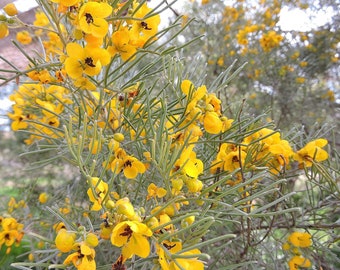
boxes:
[181,80,195,95]
[110,220,152,259]
[129,2,161,46]
[33,11,49,27]
[78,2,112,38]
[115,197,137,220]
[87,177,109,211]
[295,77,305,84]
[259,30,283,52]
[64,43,111,79]
[0,23,9,39]
[288,255,311,270]
[288,232,312,248]
[108,28,137,61]
[294,139,328,167]
[203,111,222,134]
[147,183,167,200]
[55,229,76,253]
[63,242,96,270]
[50,0,80,7]
[16,31,32,45]
[38,192,49,204]
[111,154,146,179]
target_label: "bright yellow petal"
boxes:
[125,234,150,258]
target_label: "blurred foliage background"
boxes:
[166,0,339,138]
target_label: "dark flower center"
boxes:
[120,225,133,241]
[85,57,96,67]
[85,13,94,24]
[141,21,151,30]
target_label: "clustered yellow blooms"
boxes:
[55,226,98,270]
[282,231,312,270]
[157,240,204,270]
[7,1,161,148]
[211,128,294,181]
[83,174,203,268]
[259,30,283,52]
[0,216,25,254]
[8,84,72,144]
[180,79,233,135]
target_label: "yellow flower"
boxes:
[288,232,312,248]
[50,0,80,7]
[294,139,328,167]
[174,146,203,178]
[0,23,9,39]
[217,56,224,66]
[16,31,32,45]
[157,240,182,269]
[288,255,311,270]
[64,43,111,79]
[299,61,308,67]
[89,138,102,155]
[295,77,305,84]
[282,242,291,251]
[38,193,49,204]
[203,111,222,134]
[157,243,204,270]
[85,233,99,248]
[87,177,109,211]
[55,228,76,253]
[3,3,18,16]
[63,242,96,270]
[108,28,137,61]
[115,197,137,220]
[181,80,194,95]
[111,154,146,179]
[0,217,24,252]
[170,249,204,270]
[129,2,161,46]
[73,77,97,91]
[53,222,66,232]
[33,11,49,27]
[185,178,203,193]
[78,2,112,38]
[259,30,283,52]
[147,183,167,200]
[222,148,246,172]
[7,107,32,131]
[110,220,152,259]
[0,230,19,248]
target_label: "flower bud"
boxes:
[0,23,9,39]
[113,133,124,142]
[55,229,76,253]
[3,3,18,16]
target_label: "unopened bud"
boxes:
[3,3,18,16]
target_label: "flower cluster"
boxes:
[283,231,312,270]
[211,127,294,179]
[55,225,98,270]
[0,198,26,255]
[0,217,24,255]
[8,83,72,144]
[259,30,283,52]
